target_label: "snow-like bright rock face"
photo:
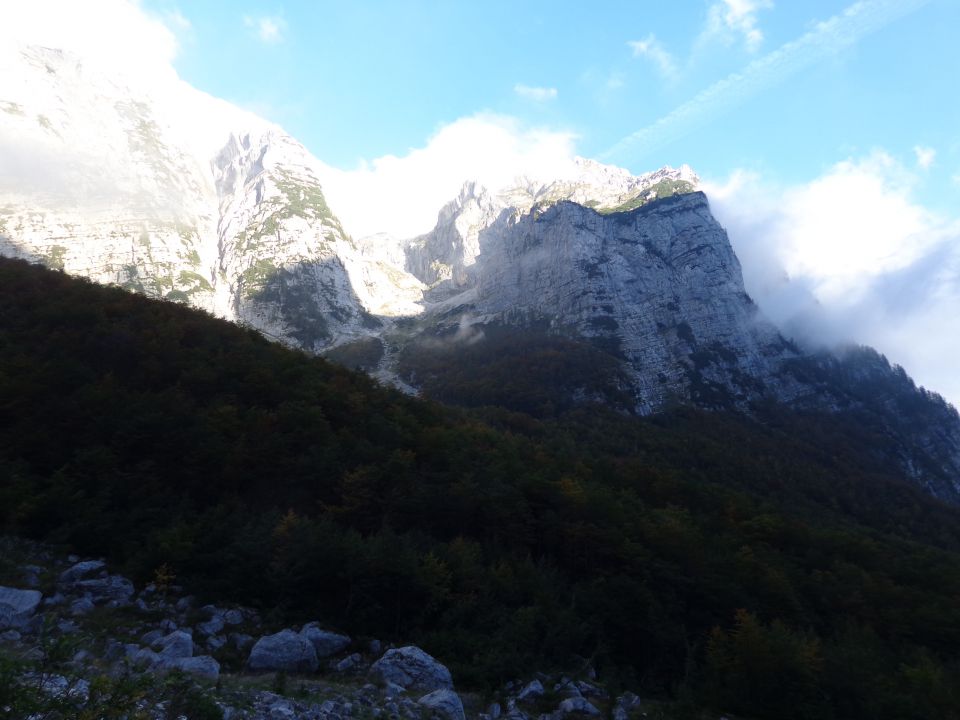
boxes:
[0,44,423,350]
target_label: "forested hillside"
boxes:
[1,257,959,719]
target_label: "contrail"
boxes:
[601,0,931,162]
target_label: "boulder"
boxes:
[248,629,319,673]
[158,630,193,659]
[140,629,164,646]
[58,560,105,584]
[333,652,362,672]
[576,681,605,699]
[132,647,161,668]
[418,689,466,720]
[554,679,582,698]
[164,655,220,682]
[198,615,225,636]
[223,609,244,625]
[0,586,42,629]
[612,692,642,720]
[73,575,134,604]
[556,698,600,717]
[370,646,453,692]
[517,679,544,702]
[300,623,351,658]
[175,596,194,612]
[69,597,95,616]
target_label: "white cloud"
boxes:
[913,145,936,169]
[243,15,286,44]
[319,115,578,240]
[628,34,679,80]
[705,152,960,407]
[514,84,558,101]
[604,0,933,162]
[0,0,181,83]
[705,0,773,52]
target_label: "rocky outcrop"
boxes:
[459,192,799,411]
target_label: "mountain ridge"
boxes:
[1,42,959,502]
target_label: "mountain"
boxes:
[0,44,419,349]
[3,256,960,720]
[1,43,959,502]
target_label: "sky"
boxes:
[3,0,959,406]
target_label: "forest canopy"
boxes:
[1,257,959,719]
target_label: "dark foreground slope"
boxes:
[2,258,960,719]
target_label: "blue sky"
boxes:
[154,0,959,212]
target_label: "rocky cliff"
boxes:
[0,44,422,352]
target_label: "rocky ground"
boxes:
[0,538,668,720]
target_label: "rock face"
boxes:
[248,629,320,673]
[462,192,799,412]
[370,646,454,692]
[0,44,421,355]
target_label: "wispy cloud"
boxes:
[165,9,191,32]
[628,34,679,80]
[705,0,773,52]
[243,14,285,44]
[914,145,936,169]
[514,84,558,102]
[603,0,932,163]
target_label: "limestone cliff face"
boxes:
[0,46,221,312]
[0,44,422,352]
[463,193,800,411]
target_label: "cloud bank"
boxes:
[320,115,578,240]
[0,0,181,83]
[706,153,960,407]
